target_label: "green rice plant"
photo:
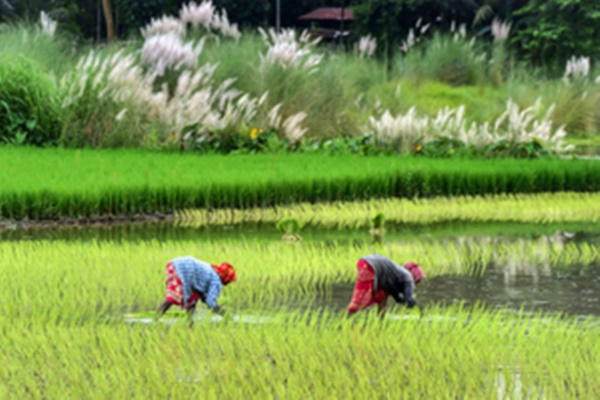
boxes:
[1,147,599,221]
[369,212,386,244]
[177,192,600,229]
[276,217,302,243]
[0,304,598,398]
[0,236,597,321]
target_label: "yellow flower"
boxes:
[168,135,177,142]
[415,145,422,152]
[250,128,259,139]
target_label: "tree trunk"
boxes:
[101,0,115,42]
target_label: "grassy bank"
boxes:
[1,147,600,221]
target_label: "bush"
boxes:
[0,56,61,146]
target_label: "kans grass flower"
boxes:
[39,11,57,37]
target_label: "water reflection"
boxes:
[326,263,600,317]
[1,220,599,246]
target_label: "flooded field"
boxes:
[2,216,599,398]
[4,220,599,317]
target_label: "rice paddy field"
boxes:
[2,147,600,220]
[1,182,600,398]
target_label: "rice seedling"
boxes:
[0,303,598,398]
[369,212,386,244]
[276,217,302,243]
[1,147,599,221]
[1,225,598,398]
[177,192,600,229]
[1,236,597,321]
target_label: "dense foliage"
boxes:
[2,0,598,67]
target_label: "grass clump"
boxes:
[0,56,61,146]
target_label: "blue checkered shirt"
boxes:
[171,256,222,309]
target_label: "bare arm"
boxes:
[377,296,388,319]
[157,300,173,317]
[402,283,417,308]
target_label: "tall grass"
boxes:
[2,10,599,149]
[1,148,599,220]
[0,56,61,145]
[0,22,75,75]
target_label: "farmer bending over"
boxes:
[158,256,236,321]
[347,254,425,318]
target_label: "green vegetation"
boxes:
[2,238,597,319]
[1,237,598,397]
[0,18,598,153]
[0,56,61,146]
[2,309,598,398]
[1,148,599,220]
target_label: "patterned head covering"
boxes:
[212,262,237,285]
[404,262,425,284]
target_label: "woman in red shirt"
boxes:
[347,254,425,317]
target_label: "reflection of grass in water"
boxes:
[128,297,232,319]
[3,220,599,245]
[177,192,600,229]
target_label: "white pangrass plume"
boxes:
[259,27,321,47]
[141,33,203,76]
[365,99,573,155]
[211,10,241,40]
[282,112,308,143]
[180,1,214,29]
[179,1,241,39]
[141,15,186,38]
[368,107,431,152]
[563,56,590,83]
[491,18,511,42]
[453,23,467,42]
[400,29,415,53]
[265,104,308,144]
[357,35,377,58]
[61,49,267,145]
[39,11,57,37]
[259,28,323,72]
[400,17,431,53]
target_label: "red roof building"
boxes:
[298,7,354,21]
[298,7,353,42]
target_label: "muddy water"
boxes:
[3,221,599,317]
[322,263,600,317]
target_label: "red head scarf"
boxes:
[404,262,425,284]
[212,262,237,285]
